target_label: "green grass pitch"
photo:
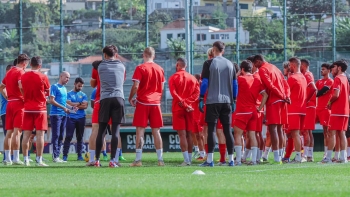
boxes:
[1,152,350,197]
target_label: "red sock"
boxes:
[205,144,208,154]
[285,137,294,159]
[219,144,226,162]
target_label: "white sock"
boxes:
[89,150,95,162]
[326,150,333,160]
[5,150,11,162]
[194,146,199,152]
[228,154,233,162]
[23,156,28,162]
[136,149,143,161]
[308,147,313,158]
[273,150,280,162]
[263,147,270,158]
[247,149,252,160]
[234,146,242,163]
[114,148,121,163]
[200,151,205,157]
[340,150,346,161]
[182,151,189,163]
[295,152,301,161]
[251,147,258,163]
[347,147,350,157]
[207,153,214,163]
[38,156,42,163]
[258,150,263,160]
[303,146,308,157]
[13,150,19,162]
[243,149,251,160]
[334,151,340,160]
[188,153,192,163]
[324,146,328,155]
[156,149,163,161]
[279,149,283,157]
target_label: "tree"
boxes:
[288,0,346,36]
[167,38,186,58]
[2,29,18,48]
[335,17,350,51]
[147,11,172,44]
[107,0,119,19]
[199,4,228,29]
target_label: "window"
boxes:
[220,34,229,39]
[155,3,162,9]
[196,34,201,41]
[239,3,249,9]
[177,33,185,40]
[167,34,173,40]
[211,34,215,39]
[205,3,214,6]
[215,34,219,39]
[194,2,198,5]
[202,34,207,41]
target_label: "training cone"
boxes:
[192,170,205,175]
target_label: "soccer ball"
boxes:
[84,152,90,162]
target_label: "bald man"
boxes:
[49,71,77,162]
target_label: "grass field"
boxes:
[1,152,350,197]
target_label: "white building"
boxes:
[160,18,249,49]
[148,0,201,13]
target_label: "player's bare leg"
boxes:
[130,127,145,167]
[242,133,251,163]
[87,123,98,165]
[152,127,164,166]
[338,131,348,163]
[186,131,193,163]
[323,126,329,158]
[262,130,271,161]
[301,130,310,160]
[195,132,205,160]
[277,125,284,161]
[268,124,280,162]
[35,130,47,166]
[307,130,314,162]
[333,135,341,161]
[290,130,303,163]
[22,131,31,166]
[11,128,23,164]
[247,131,258,165]
[233,126,244,166]
[216,128,227,165]
[283,133,294,163]
[323,129,336,163]
[3,129,14,164]
[178,130,190,165]
[203,125,208,158]
[256,132,264,163]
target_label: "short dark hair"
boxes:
[283,61,289,69]
[289,57,301,66]
[176,57,187,67]
[253,54,265,63]
[75,77,84,84]
[6,65,12,71]
[92,60,102,70]
[194,74,201,81]
[212,41,225,52]
[31,56,42,67]
[321,63,330,70]
[240,60,253,73]
[103,45,118,57]
[246,56,254,62]
[332,60,348,72]
[301,59,310,66]
[17,54,30,64]
[13,58,17,66]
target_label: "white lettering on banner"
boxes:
[126,134,157,150]
[169,134,181,150]
[48,144,88,154]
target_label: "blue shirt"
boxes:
[1,94,7,115]
[91,88,96,101]
[67,90,87,119]
[50,84,67,116]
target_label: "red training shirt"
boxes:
[330,74,349,116]
[1,67,25,101]
[21,70,50,112]
[91,68,101,102]
[287,72,307,114]
[168,70,200,112]
[304,71,316,108]
[258,62,286,106]
[315,78,333,110]
[132,62,165,105]
[236,74,265,113]
[253,72,266,111]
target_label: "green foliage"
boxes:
[336,17,350,51]
[2,29,18,48]
[167,38,186,58]
[199,4,228,29]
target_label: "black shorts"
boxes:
[205,103,231,125]
[346,117,350,138]
[99,97,125,124]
